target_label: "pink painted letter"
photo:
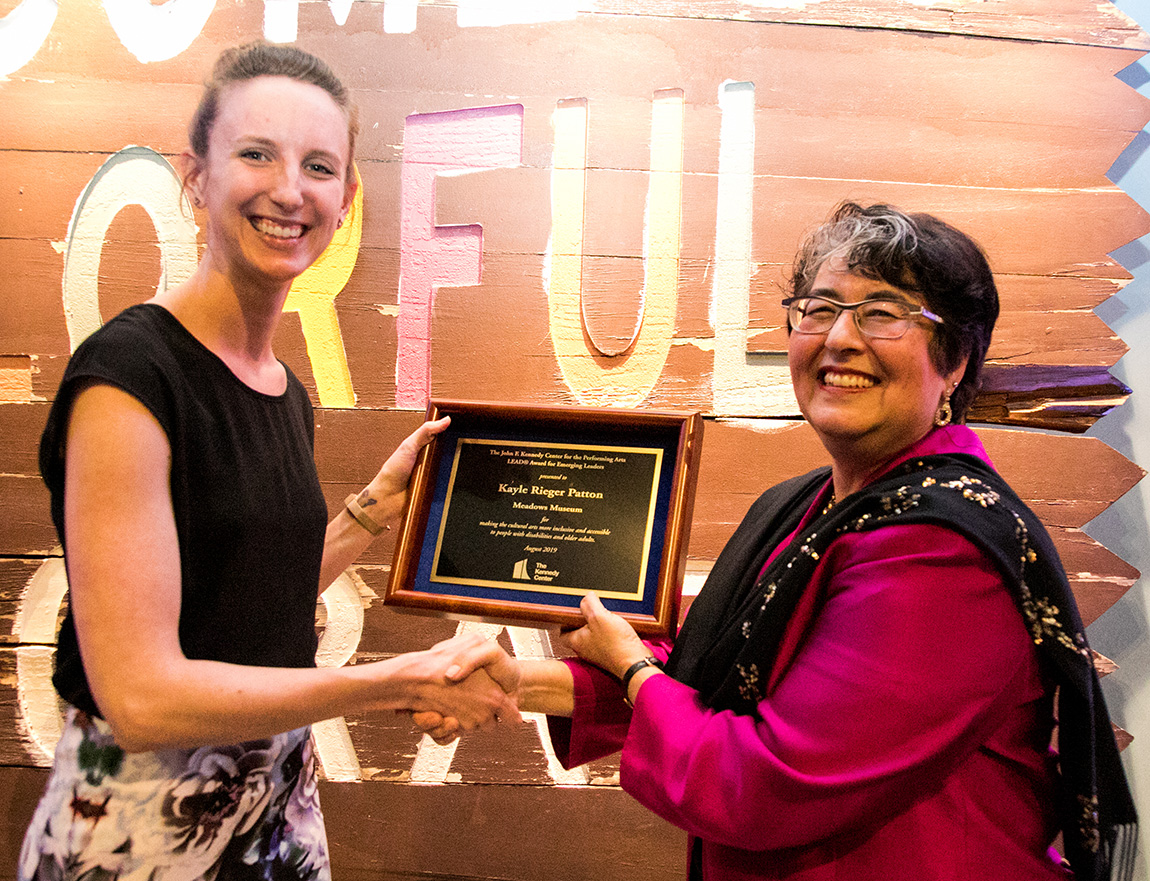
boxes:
[397,105,523,408]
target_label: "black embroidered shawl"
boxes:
[665,453,1136,881]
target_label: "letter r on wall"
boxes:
[397,105,523,409]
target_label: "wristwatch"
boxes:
[620,656,663,708]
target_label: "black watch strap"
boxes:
[621,656,663,707]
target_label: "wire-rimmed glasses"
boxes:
[781,296,944,340]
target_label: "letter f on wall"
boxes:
[397,105,523,409]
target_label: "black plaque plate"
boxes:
[385,400,703,636]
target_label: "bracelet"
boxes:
[344,492,389,536]
[621,656,663,708]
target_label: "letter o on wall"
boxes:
[62,146,199,351]
[0,0,58,76]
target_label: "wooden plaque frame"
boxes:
[385,400,704,636]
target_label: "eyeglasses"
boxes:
[780,296,944,340]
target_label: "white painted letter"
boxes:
[711,81,795,415]
[0,0,57,76]
[102,0,215,63]
[62,146,198,351]
[62,146,197,349]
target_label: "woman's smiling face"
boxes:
[788,257,966,472]
[187,75,355,289]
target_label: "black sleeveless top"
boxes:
[40,304,328,717]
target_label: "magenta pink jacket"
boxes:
[548,426,1069,880]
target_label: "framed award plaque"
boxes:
[385,400,704,636]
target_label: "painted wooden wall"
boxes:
[1,2,1148,879]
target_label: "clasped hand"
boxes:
[401,632,522,741]
[561,592,651,681]
[410,593,651,743]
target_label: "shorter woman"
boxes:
[438,203,1137,880]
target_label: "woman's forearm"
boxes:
[98,656,390,752]
[518,659,576,717]
[318,496,384,592]
[318,418,450,592]
[94,637,516,753]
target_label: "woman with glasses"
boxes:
[431,202,1136,880]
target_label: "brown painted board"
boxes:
[7,69,1143,197]
[0,765,685,881]
[2,406,1140,569]
[318,779,684,881]
[743,186,1147,281]
[0,559,49,646]
[750,276,1131,362]
[4,0,1148,94]
[0,768,52,879]
[966,366,1133,433]
[584,1,1150,49]
[6,20,1147,184]
[4,13,1149,429]
[5,141,1143,271]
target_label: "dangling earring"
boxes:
[934,386,954,427]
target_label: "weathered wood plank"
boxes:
[3,407,1140,574]
[748,281,1130,368]
[685,420,1143,541]
[0,768,49,878]
[6,151,1143,279]
[238,5,1150,103]
[318,778,684,881]
[0,405,48,477]
[0,559,49,646]
[582,1,1150,49]
[4,0,1146,101]
[1046,530,1142,627]
[0,765,685,881]
[17,0,1144,84]
[0,241,73,360]
[7,68,1144,197]
[977,429,1145,519]
[967,365,1133,432]
[747,186,1147,280]
[0,476,55,558]
[0,649,43,765]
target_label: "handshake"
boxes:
[395,630,525,745]
[394,593,657,743]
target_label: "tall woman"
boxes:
[20,43,517,881]
[446,203,1137,880]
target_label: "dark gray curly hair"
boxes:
[787,202,999,422]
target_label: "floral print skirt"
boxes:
[19,708,330,881]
